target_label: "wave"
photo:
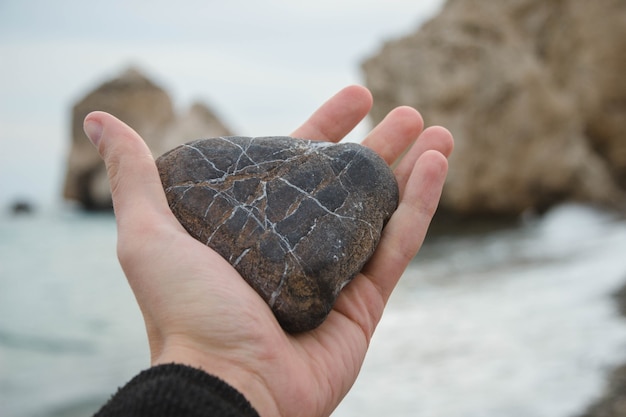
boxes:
[0,329,94,354]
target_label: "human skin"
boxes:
[84,85,453,417]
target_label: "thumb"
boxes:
[83,111,172,230]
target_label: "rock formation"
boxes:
[156,136,399,332]
[63,68,233,210]
[362,0,626,217]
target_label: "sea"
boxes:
[1,203,626,417]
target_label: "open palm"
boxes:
[85,85,453,417]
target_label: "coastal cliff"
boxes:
[63,68,233,210]
[363,0,626,217]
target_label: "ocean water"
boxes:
[0,210,147,417]
[1,203,626,417]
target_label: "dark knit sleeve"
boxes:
[94,364,260,417]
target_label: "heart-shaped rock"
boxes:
[156,136,398,332]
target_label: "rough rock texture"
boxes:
[63,67,233,210]
[156,136,399,332]
[363,0,626,217]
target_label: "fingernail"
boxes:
[84,119,103,147]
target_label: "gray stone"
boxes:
[156,136,399,332]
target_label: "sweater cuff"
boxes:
[94,363,260,417]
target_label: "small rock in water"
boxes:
[156,136,399,332]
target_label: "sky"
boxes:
[0,0,445,209]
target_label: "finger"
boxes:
[360,106,424,165]
[84,111,194,317]
[394,126,454,197]
[83,111,179,232]
[361,150,449,302]
[291,85,373,142]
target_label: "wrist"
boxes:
[151,340,281,417]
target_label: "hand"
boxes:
[84,85,453,417]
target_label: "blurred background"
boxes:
[2,0,626,416]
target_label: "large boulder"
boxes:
[362,0,626,217]
[63,68,233,210]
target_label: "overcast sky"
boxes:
[0,0,445,209]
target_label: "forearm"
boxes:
[95,364,260,417]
